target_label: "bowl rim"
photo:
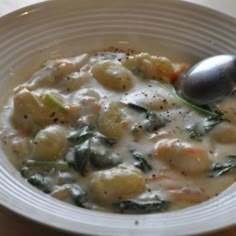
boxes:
[0,0,236,235]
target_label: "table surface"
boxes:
[0,0,236,235]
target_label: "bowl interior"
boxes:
[0,0,236,235]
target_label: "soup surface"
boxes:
[1,48,236,213]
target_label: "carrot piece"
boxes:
[169,64,188,82]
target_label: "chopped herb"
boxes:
[27,173,51,193]
[131,124,143,136]
[173,90,223,117]
[42,93,67,114]
[209,155,236,177]
[130,149,152,173]
[112,198,169,213]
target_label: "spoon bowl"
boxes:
[177,55,236,105]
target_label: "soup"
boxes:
[1,48,236,213]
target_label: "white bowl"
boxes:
[0,0,236,235]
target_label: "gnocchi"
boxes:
[17,53,89,91]
[154,139,212,174]
[91,60,134,91]
[209,122,236,144]
[32,125,69,161]
[12,89,45,134]
[123,52,174,83]
[88,164,146,204]
[97,102,126,138]
[1,48,236,214]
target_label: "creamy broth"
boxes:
[0,48,236,213]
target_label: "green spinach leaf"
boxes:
[127,103,165,132]
[69,185,88,207]
[209,155,236,177]
[113,198,169,213]
[68,126,117,146]
[73,141,91,176]
[27,173,51,193]
[187,114,226,141]
[130,149,152,173]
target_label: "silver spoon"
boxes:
[176,55,236,105]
